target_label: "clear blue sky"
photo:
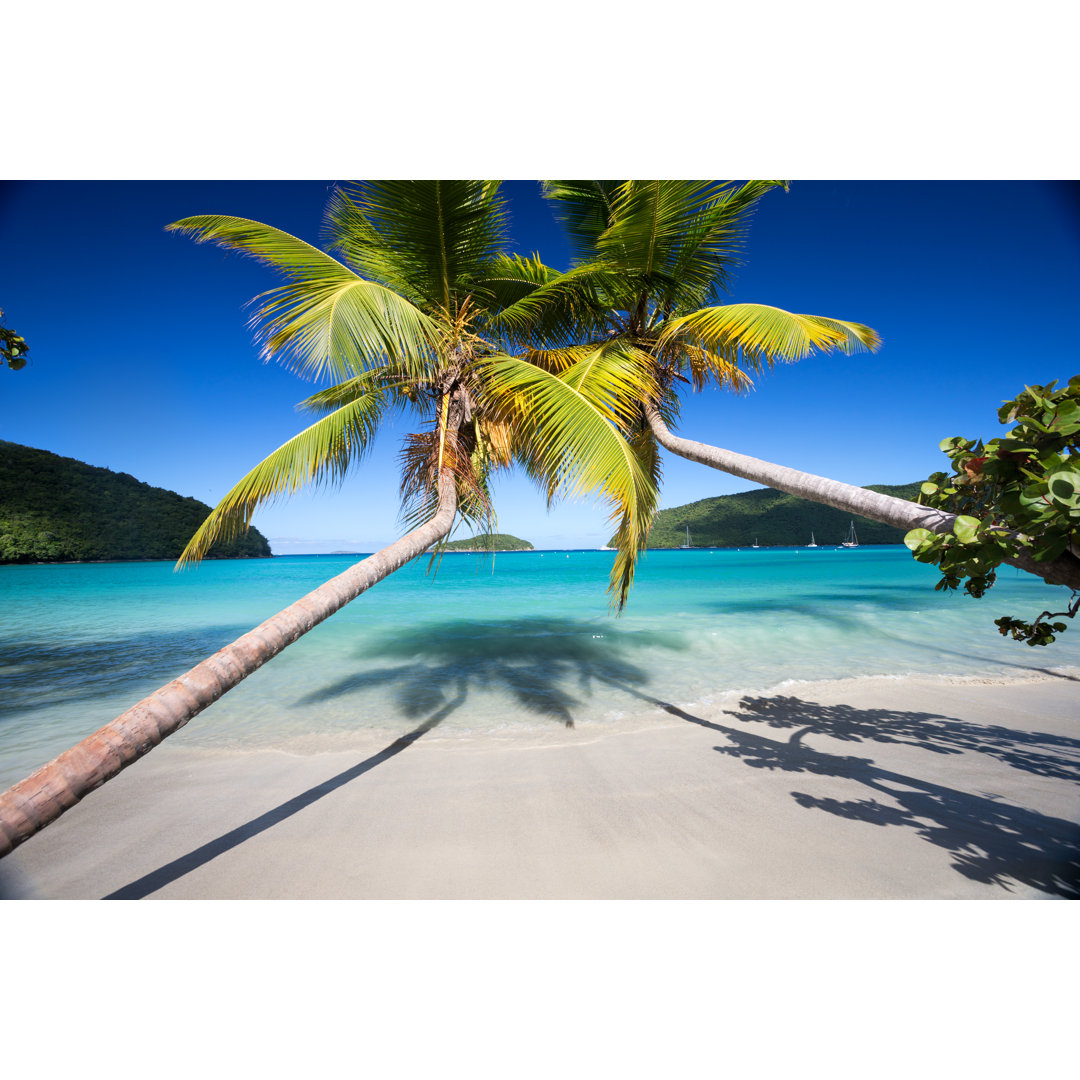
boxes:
[2,180,1078,552]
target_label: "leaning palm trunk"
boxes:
[645,404,1080,591]
[0,473,458,857]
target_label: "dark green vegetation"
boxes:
[442,532,534,551]
[641,482,922,548]
[906,378,1080,646]
[0,441,271,563]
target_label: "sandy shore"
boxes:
[3,671,1078,900]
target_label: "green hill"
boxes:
[635,482,923,548]
[442,532,534,552]
[0,440,272,563]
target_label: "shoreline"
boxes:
[0,542,923,567]
[4,667,1077,900]
[0,553,274,567]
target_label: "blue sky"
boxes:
[2,180,1077,552]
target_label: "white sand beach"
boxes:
[3,671,1078,900]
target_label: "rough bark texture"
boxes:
[0,472,458,857]
[645,405,1080,590]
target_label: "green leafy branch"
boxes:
[0,309,29,371]
[904,377,1080,646]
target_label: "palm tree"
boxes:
[539,181,1080,590]
[0,181,657,856]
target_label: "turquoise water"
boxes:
[2,546,1078,789]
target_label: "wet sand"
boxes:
[3,672,1078,899]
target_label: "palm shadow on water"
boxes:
[636,690,1080,898]
[98,618,684,899]
[296,616,685,729]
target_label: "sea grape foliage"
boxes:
[905,378,1080,646]
[0,309,29,371]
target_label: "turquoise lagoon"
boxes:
[2,546,1078,789]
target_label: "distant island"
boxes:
[0,440,272,564]
[441,532,534,552]
[621,481,923,549]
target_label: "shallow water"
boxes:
[2,546,1078,788]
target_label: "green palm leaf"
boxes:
[660,303,882,364]
[323,181,508,315]
[167,215,439,381]
[476,353,659,608]
[485,259,611,346]
[516,345,596,374]
[662,181,785,308]
[474,253,559,305]
[678,343,757,394]
[600,181,726,283]
[559,342,659,429]
[177,389,389,566]
[544,181,788,318]
[541,181,624,263]
[296,367,421,416]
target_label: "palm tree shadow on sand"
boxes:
[102,693,466,900]
[98,618,683,899]
[638,690,1080,898]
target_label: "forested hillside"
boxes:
[641,482,923,548]
[0,441,271,563]
[442,532,534,551]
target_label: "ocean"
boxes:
[2,546,1078,790]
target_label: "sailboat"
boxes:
[840,521,859,548]
[807,532,818,548]
[752,538,760,549]
[680,526,692,549]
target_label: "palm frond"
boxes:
[476,353,660,609]
[593,181,750,301]
[474,415,515,471]
[177,391,388,566]
[474,252,560,305]
[296,367,422,417]
[659,303,882,365]
[601,181,718,280]
[545,181,785,318]
[168,214,439,381]
[484,258,613,347]
[168,214,359,281]
[541,181,625,263]
[679,343,757,394]
[796,315,882,354]
[517,345,596,374]
[559,342,659,429]
[663,181,785,308]
[605,415,664,599]
[324,181,508,315]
